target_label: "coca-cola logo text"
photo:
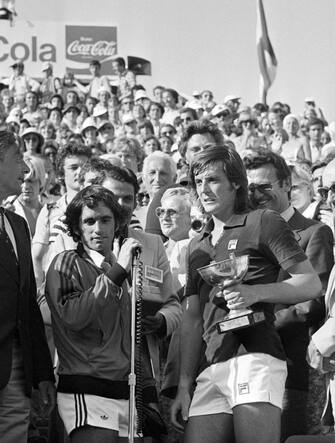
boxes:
[67,40,116,58]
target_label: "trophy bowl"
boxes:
[197,254,265,332]
[197,254,249,289]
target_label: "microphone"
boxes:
[133,246,142,258]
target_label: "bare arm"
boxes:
[32,242,48,290]
[224,259,322,310]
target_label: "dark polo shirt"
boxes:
[185,208,307,372]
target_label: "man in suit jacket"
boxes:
[98,164,181,389]
[0,130,55,443]
[245,151,334,442]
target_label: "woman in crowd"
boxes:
[22,127,45,156]
[281,114,311,163]
[7,155,46,238]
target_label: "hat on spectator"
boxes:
[134,90,149,102]
[81,117,97,134]
[98,86,111,96]
[187,100,204,111]
[22,127,44,147]
[98,120,114,131]
[42,62,53,72]
[305,97,315,104]
[212,104,231,117]
[192,90,201,98]
[5,115,20,125]
[11,60,24,69]
[63,103,80,116]
[93,106,108,118]
[223,94,241,104]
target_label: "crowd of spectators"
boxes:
[1,56,335,443]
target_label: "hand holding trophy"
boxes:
[197,253,265,332]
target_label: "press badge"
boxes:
[228,239,238,250]
[145,265,163,283]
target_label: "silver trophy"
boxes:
[197,254,265,332]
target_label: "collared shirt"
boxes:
[83,245,106,268]
[185,209,307,371]
[280,205,295,222]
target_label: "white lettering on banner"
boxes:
[0,35,56,63]
[67,40,117,58]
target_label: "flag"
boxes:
[256,0,277,103]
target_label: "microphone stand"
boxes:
[128,248,142,443]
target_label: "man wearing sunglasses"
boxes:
[244,151,333,442]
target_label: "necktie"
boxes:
[0,207,18,262]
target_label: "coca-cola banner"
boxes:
[0,21,118,79]
[65,25,117,76]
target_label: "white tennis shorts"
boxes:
[189,353,287,416]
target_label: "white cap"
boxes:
[134,90,149,101]
[223,94,241,104]
[81,117,97,134]
[211,104,231,117]
[93,106,108,118]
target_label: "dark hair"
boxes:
[95,163,140,195]
[308,117,325,130]
[56,142,92,186]
[164,88,179,104]
[160,123,176,135]
[79,157,113,185]
[138,119,154,134]
[180,107,197,121]
[149,101,164,117]
[190,144,249,214]
[243,150,291,185]
[50,94,64,109]
[64,185,126,242]
[253,102,269,113]
[143,135,161,150]
[113,57,126,69]
[90,59,101,68]
[0,130,18,161]
[179,119,224,158]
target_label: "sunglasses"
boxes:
[217,111,230,119]
[248,179,280,194]
[155,207,179,218]
[318,185,335,199]
[138,192,149,200]
[241,119,255,125]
